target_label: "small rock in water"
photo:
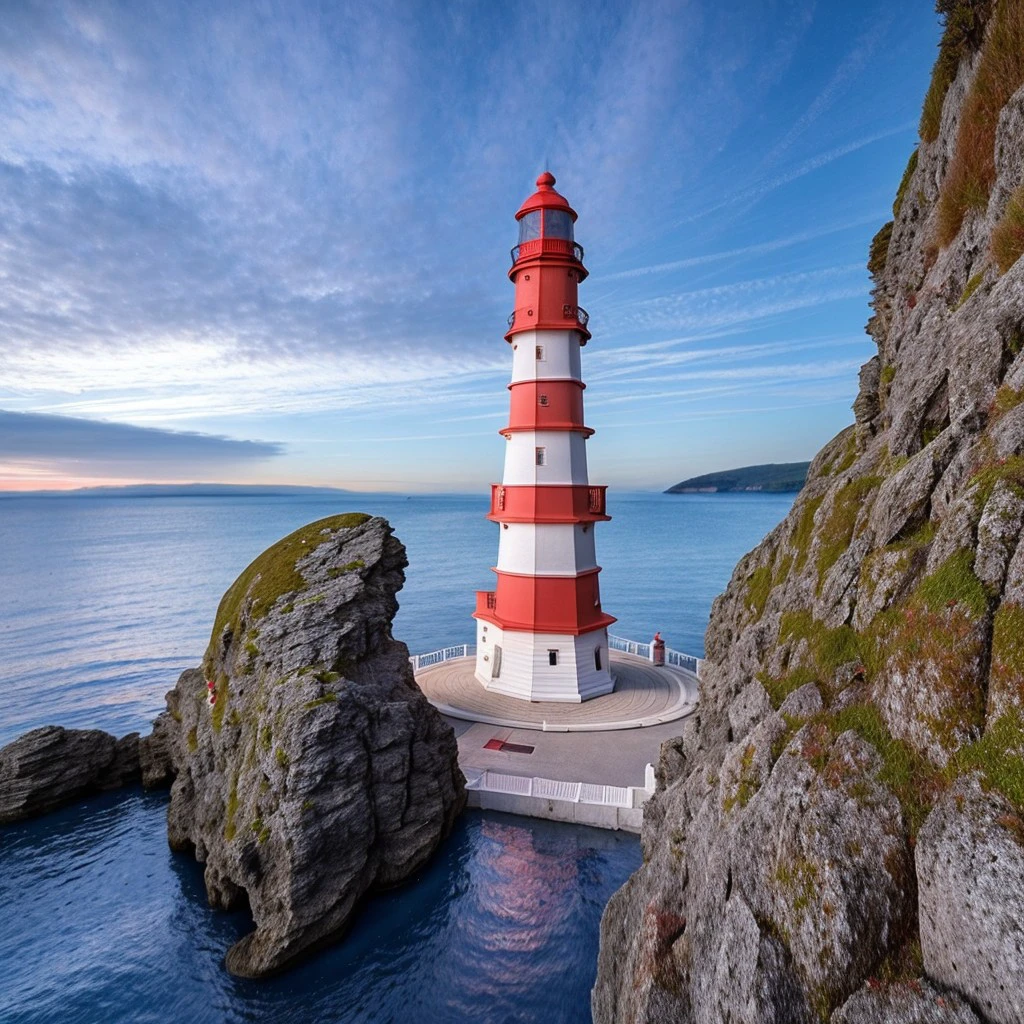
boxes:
[0,725,140,824]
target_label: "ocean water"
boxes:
[0,491,792,1023]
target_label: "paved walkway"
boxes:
[416,651,697,732]
[445,717,693,789]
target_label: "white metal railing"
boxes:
[608,634,651,659]
[411,636,703,677]
[409,644,475,672]
[468,770,645,809]
[666,648,702,675]
[607,633,703,676]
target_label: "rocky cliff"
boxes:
[594,4,1024,1022]
[154,513,465,977]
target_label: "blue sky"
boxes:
[0,0,940,492]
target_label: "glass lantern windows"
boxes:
[544,209,574,240]
[518,211,541,244]
[517,209,574,244]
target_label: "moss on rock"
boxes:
[204,513,371,672]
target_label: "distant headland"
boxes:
[665,461,810,494]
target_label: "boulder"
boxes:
[916,777,1024,1024]
[0,726,140,824]
[163,512,465,977]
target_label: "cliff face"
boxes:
[594,4,1024,1022]
[156,514,465,977]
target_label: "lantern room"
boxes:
[507,172,591,344]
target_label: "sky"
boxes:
[0,0,943,492]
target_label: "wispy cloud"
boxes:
[0,0,929,488]
[676,124,913,227]
[759,17,891,168]
[0,409,283,484]
[597,216,880,281]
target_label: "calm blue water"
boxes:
[0,491,791,1023]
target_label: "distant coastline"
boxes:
[0,483,354,499]
[665,461,810,494]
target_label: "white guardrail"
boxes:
[409,644,476,672]
[466,770,645,809]
[607,634,703,677]
[410,637,703,677]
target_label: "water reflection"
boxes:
[0,796,639,1024]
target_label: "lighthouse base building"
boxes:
[473,173,615,703]
[475,622,613,702]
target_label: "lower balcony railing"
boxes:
[407,634,703,678]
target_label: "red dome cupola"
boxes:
[507,172,590,344]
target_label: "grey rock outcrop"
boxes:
[916,778,1024,1024]
[595,6,1024,1022]
[160,512,465,977]
[139,707,177,788]
[0,726,140,824]
[832,981,984,1023]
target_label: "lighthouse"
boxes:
[473,172,616,702]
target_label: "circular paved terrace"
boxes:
[415,650,698,733]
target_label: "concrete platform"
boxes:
[415,651,698,733]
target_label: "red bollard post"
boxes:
[652,632,666,666]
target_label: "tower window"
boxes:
[594,648,602,670]
[538,394,549,407]
[548,650,558,666]
[535,345,545,361]
[535,447,546,466]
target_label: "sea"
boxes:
[0,491,792,1024]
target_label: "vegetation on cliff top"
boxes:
[919,0,996,142]
[204,513,372,672]
[936,0,1024,245]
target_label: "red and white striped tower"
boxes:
[473,172,616,702]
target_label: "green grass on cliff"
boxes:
[970,454,1024,509]
[827,703,942,835]
[955,272,986,309]
[204,513,372,669]
[816,476,883,588]
[792,495,825,572]
[868,221,893,279]
[950,710,1024,808]
[916,548,990,617]
[780,611,862,678]
[893,150,919,217]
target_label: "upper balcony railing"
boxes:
[510,240,585,266]
[564,304,589,327]
[488,483,608,521]
[506,305,589,331]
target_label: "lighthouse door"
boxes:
[491,645,502,679]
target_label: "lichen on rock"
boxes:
[155,513,465,977]
[593,3,1024,1020]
